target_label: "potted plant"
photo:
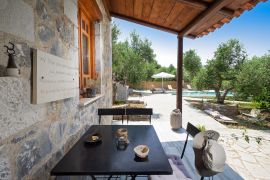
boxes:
[86,78,97,98]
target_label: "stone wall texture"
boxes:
[0,0,112,179]
[203,102,239,117]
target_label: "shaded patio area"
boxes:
[114,93,270,180]
[0,0,268,178]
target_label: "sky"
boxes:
[113,1,270,67]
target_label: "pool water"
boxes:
[173,90,234,97]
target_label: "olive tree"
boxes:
[236,54,270,108]
[193,39,247,104]
[183,49,202,82]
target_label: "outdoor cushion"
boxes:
[203,139,226,173]
[150,155,192,180]
[193,130,226,177]
[193,130,220,149]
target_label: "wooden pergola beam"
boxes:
[102,0,111,21]
[111,12,180,35]
[176,0,234,17]
[179,0,234,36]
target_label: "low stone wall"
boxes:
[203,102,239,117]
[130,81,177,90]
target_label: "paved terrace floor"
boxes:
[113,93,270,180]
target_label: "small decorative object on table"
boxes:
[4,42,20,77]
[170,109,182,130]
[115,128,129,150]
[134,145,149,159]
[85,133,102,144]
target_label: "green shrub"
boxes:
[114,100,126,105]
[197,124,206,132]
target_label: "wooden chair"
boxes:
[98,108,125,124]
[125,108,153,124]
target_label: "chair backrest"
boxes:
[98,108,125,116]
[181,122,200,159]
[125,108,153,115]
[98,108,126,124]
[126,108,153,124]
[186,122,201,137]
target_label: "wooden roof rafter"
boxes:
[178,0,235,37]
[175,0,235,17]
[102,0,112,21]
[195,0,267,38]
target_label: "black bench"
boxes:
[98,108,153,124]
[126,108,153,124]
[98,108,125,124]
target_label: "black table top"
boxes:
[51,125,172,176]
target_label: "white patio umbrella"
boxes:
[151,72,175,88]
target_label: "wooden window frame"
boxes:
[78,2,96,91]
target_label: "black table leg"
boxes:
[131,175,137,180]
[91,175,96,180]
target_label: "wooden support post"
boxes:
[177,36,183,112]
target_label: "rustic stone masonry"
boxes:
[0,0,112,179]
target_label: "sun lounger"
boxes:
[168,85,175,90]
[151,88,165,93]
[241,109,260,118]
[204,109,238,124]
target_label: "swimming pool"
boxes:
[173,90,234,97]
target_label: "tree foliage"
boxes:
[183,50,202,81]
[112,24,163,84]
[236,54,270,108]
[193,39,247,104]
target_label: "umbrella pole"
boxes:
[162,78,163,89]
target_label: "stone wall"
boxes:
[202,102,239,117]
[130,81,177,90]
[0,0,112,179]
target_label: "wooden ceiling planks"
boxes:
[133,0,144,19]
[79,0,102,20]
[174,6,201,31]
[157,0,176,25]
[108,0,266,38]
[141,0,155,21]
[111,12,179,34]
[163,2,185,28]
[149,0,164,24]
[125,0,134,17]
[111,0,126,14]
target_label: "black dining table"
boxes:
[51,125,172,179]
